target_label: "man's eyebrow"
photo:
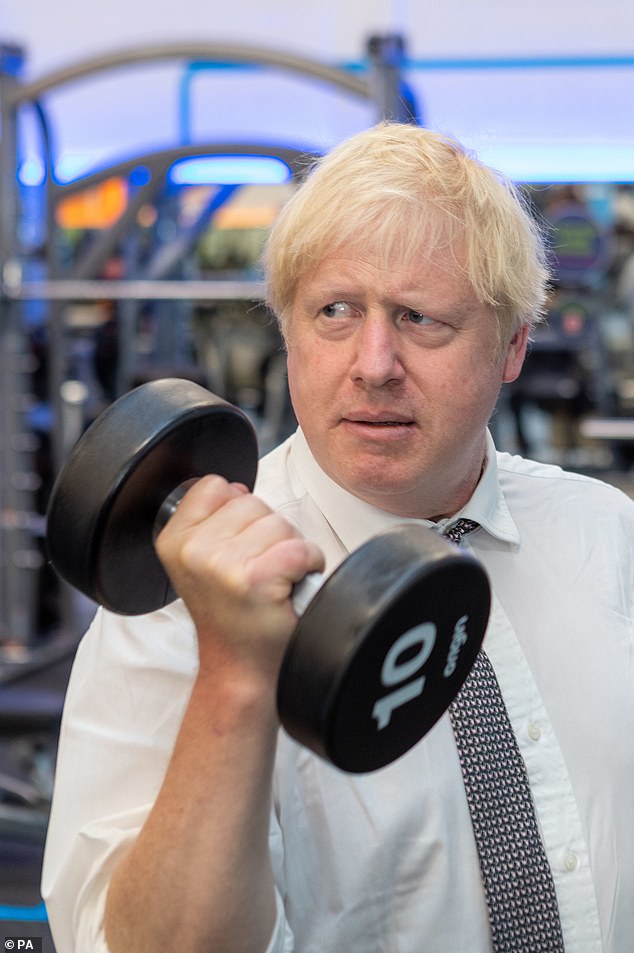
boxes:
[302,283,364,302]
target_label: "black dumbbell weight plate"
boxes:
[46,378,259,615]
[277,524,490,773]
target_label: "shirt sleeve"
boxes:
[264,891,295,953]
[41,601,198,950]
[267,800,295,953]
[42,600,295,953]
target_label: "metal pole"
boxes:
[3,277,267,301]
[0,44,42,651]
[366,33,417,124]
[7,42,370,107]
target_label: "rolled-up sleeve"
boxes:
[42,600,295,953]
[41,602,198,952]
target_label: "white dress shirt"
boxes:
[42,430,634,953]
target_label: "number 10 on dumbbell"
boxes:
[46,378,491,774]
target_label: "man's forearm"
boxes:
[104,667,280,953]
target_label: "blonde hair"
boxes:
[264,122,550,347]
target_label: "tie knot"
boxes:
[443,518,480,546]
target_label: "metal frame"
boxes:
[0,35,412,651]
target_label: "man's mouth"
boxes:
[360,420,411,426]
[344,415,415,428]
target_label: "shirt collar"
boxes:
[289,428,520,553]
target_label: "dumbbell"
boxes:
[46,378,491,773]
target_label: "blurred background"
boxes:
[1,2,634,947]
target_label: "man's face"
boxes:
[285,249,528,519]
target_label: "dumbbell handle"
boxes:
[152,480,324,615]
[152,480,199,539]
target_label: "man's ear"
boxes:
[502,324,531,383]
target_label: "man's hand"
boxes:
[155,474,325,679]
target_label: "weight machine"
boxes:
[0,34,417,658]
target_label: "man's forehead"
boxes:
[302,245,470,297]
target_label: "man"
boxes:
[42,123,634,953]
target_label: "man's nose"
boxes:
[349,314,405,387]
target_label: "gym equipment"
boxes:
[46,378,491,773]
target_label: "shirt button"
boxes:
[563,850,579,872]
[527,722,542,742]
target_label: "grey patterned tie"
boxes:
[444,519,565,953]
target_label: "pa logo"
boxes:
[4,939,42,951]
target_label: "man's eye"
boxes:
[407,310,435,326]
[322,301,352,318]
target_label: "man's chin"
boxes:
[338,469,425,513]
